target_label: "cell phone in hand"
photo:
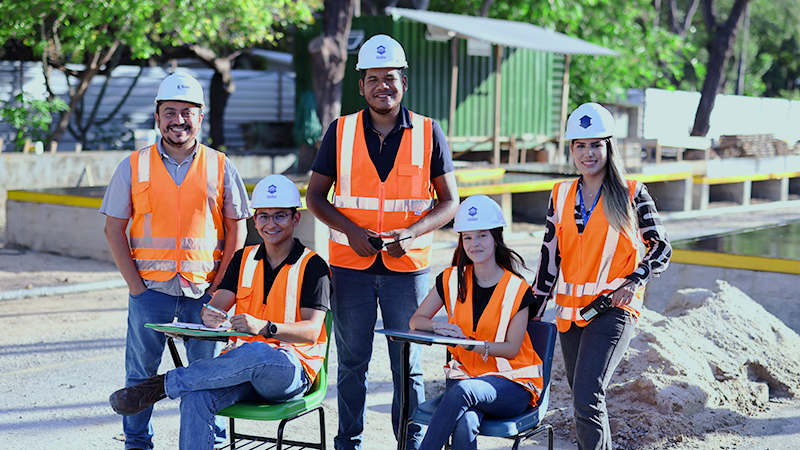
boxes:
[580,294,612,321]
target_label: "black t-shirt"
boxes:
[217,239,331,312]
[435,270,539,332]
[310,105,454,276]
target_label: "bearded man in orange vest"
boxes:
[100,72,250,450]
[306,34,459,450]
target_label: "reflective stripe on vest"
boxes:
[329,110,434,272]
[234,245,327,380]
[129,144,225,283]
[441,266,543,405]
[552,179,644,331]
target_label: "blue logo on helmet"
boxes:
[579,115,592,129]
[468,207,477,216]
[376,45,386,55]
[268,185,277,194]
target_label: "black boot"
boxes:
[109,374,167,416]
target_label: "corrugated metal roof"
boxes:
[388,7,617,56]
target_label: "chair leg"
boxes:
[228,417,237,450]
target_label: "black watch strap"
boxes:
[263,320,277,339]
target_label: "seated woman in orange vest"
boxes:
[108,174,331,450]
[409,195,543,450]
[531,103,671,450]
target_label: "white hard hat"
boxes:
[155,73,205,108]
[356,34,408,71]
[251,174,302,209]
[565,102,616,140]
[453,195,507,233]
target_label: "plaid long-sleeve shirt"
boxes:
[532,179,672,316]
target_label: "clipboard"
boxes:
[376,329,486,347]
[145,323,254,338]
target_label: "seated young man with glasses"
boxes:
[109,174,332,450]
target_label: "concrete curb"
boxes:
[0,278,127,301]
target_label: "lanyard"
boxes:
[578,181,601,226]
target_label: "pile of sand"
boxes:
[546,280,800,449]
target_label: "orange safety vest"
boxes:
[233,244,327,380]
[441,266,543,406]
[129,144,225,283]
[552,179,645,332]
[328,110,435,272]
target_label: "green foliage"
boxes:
[428,0,686,108]
[0,0,162,62]
[0,94,68,151]
[157,0,319,53]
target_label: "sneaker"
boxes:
[109,374,167,416]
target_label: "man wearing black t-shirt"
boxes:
[306,34,459,450]
[110,175,331,450]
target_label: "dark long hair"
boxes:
[450,228,528,303]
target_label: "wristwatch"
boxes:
[262,321,278,339]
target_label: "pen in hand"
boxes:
[203,303,229,319]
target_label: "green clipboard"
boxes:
[145,323,254,338]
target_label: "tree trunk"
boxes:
[208,58,235,148]
[309,0,356,133]
[50,42,119,144]
[690,0,751,137]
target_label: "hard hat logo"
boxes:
[268,185,277,194]
[377,45,386,55]
[468,207,478,217]
[579,115,592,129]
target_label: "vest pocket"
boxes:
[397,164,422,177]
[132,182,152,214]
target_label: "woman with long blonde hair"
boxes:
[531,103,672,450]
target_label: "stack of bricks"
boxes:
[716,134,780,158]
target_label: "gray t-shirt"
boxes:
[100,141,251,298]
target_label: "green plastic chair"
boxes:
[217,311,332,450]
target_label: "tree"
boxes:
[308,0,356,132]
[0,0,161,145]
[158,0,318,148]
[428,0,685,108]
[689,0,752,136]
[1,0,318,149]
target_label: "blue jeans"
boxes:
[419,377,531,450]
[559,307,637,450]
[164,341,310,450]
[123,289,222,450]
[330,266,428,450]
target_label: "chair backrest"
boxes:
[526,320,558,421]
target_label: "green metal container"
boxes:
[295,14,564,152]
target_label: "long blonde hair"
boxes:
[599,137,638,240]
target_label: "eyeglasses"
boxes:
[161,108,201,120]
[254,212,293,226]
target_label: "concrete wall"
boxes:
[0,150,299,205]
[645,262,800,334]
[7,199,329,262]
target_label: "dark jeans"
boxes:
[560,307,637,450]
[330,266,428,450]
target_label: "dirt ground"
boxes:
[2,202,800,450]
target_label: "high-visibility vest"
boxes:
[552,179,644,332]
[328,110,435,272]
[233,244,327,380]
[129,144,225,283]
[441,266,543,406]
